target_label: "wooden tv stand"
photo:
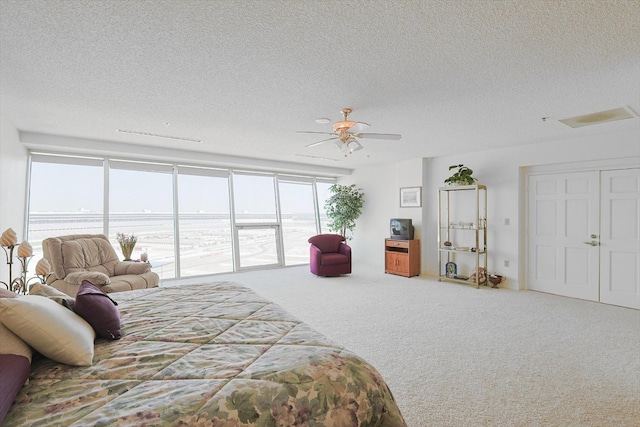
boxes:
[385,239,420,277]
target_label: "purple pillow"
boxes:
[73,280,121,340]
[0,354,30,424]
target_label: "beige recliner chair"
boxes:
[42,234,159,297]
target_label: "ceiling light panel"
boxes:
[558,107,636,128]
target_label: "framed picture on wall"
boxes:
[400,187,422,207]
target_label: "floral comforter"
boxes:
[6,282,406,426]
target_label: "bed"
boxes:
[2,282,406,426]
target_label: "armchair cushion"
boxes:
[64,271,111,286]
[115,261,152,275]
[308,234,345,253]
[320,253,349,265]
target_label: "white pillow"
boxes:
[0,321,32,362]
[0,295,95,366]
[29,282,75,310]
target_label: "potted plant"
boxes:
[116,232,137,261]
[444,164,477,186]
[324,184,364,239]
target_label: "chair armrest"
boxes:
[45,272,59,285]
[339,243,351,258]
[115,261,151,275]
[64,271,110,285]
[309,244,322,261]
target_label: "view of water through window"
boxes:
[26,155,333,281]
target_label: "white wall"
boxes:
[337,128,639,290]
[423,128,639,290]
[0,115,29,282]
[338,158,423,269]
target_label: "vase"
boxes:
[121,245,134,261]
[489,275,503,287]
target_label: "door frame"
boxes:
[521,156,640,293]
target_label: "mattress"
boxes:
[5,282,406,426]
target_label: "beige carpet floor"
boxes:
[167,264,640,427]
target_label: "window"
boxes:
[236,225,280,268]
[109,161,175,279]
[278,177,317,265]
[232,173,279,268]
[26,153,336,279]
[27,155,104,266]
[316,181,333,233]
[177,167,233,276]
[232,173,277,223]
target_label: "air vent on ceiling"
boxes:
[558,107,636,128]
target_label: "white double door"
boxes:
[527,167,640,309]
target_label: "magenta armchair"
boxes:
[308,234,352,276]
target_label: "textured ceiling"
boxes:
[1,0,639,173]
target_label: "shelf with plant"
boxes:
[444,164,478,186]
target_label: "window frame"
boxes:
[26,152,337,279]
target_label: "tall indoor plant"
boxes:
[324,184,365,239]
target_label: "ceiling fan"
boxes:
[297,108,402,156]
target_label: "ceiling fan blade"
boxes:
[349,122,371,133]
[296,131,336,136]
[355,132,402,140]
[306,137,338,148]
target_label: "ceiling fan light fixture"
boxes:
[298,107,401,155]
[347,139,362,152]
[333,138,362,156]
[333,107,357,134]
[333,120,357,133]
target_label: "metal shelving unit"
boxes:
[437,184,487,288]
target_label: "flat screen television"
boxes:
[390,218,414,240]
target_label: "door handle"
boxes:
[583,241,599,246]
